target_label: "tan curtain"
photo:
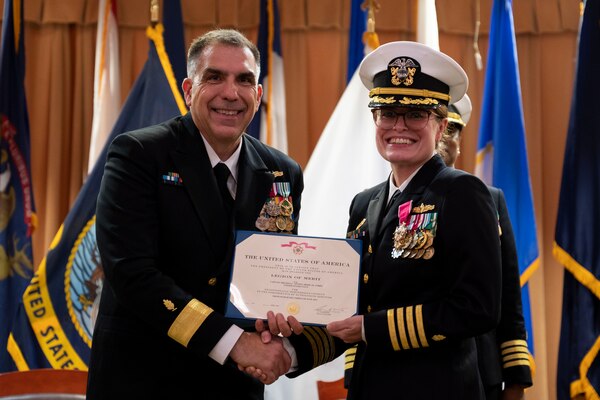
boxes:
[0,0,580,399]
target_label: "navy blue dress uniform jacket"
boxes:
[476,187,533,397]
[339,155,502,400]
[87,113,304,399]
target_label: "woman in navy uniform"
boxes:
[325,41,503,399]
[440,95,533,400]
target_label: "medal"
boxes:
[255,215,270,231]
[254,181,297,233]
[280,198,293,217]
[265,198,281,216]
[423,247,435,260]
[276,216,288,231]
[392,200,413,259]
[285,217,295,232]
[267,217,278,232]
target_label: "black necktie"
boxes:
[213,163,234,215]
[386,189,401,213]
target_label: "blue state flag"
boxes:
[346,0,367,83]
[7,8,187,370]
[475,0,539,359]
[246,0,288,153]
[554,0,600,398]
[0,0,36,372]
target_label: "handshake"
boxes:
[228,311,303,385]
[228,311,364,384]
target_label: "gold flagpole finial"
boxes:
[150,0,159,26]
[361,0,380,50]
[361,0,380,33]
[473,0,483,71]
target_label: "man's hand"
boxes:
[326,315,363,343]
[229,332,291,384]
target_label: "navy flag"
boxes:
[555,0,600,398]
[0,0,36,372]
[7,6,187,370]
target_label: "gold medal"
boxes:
[423,231,434,248]
[423,247,435,260]
[276,216,288,231]
[415,249,425,259]
[415,231,428,249]
[267,217,278,231]
[285,217,295,232]
[280,198,293,217]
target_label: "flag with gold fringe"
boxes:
[555,0,600,398]
[7,2,187,370]
[0,0,36,372]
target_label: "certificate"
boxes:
[225,230,362,326]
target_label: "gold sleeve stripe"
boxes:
[303,326,334,365]
[397,308,410,350]
[345,354,356,363]
[308,326,325,365]
[501,345,529,356]
[167,299,213,347]
[405,306,420,349]
[328,332,336,362]
[504,360,531,368]
[302,327,321,368]
[346,347,357,355]
[387,309,401,351]
[313,326,335,363]
[415,304,429,348]
[503,353,530,362]
[344,361,355,370]
[500,339,528,349]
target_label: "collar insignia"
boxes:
[163,299,177,311]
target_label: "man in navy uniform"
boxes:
[87,29,303,399]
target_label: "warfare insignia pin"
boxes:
[412,203,435,213]
[163,299,177,311]
[272,171,284,178]
[432,334,446,342]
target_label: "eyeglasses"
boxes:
[373,109,432,130]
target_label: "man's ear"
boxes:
[255,84,263,112]
[182,78,193,107]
